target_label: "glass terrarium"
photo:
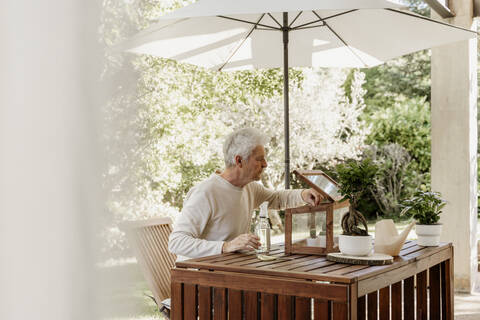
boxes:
[285,170,349,255]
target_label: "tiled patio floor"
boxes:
[455,292,480,319]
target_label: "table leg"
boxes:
[349,282,358,320]
[171,281,183,320]
[357,296,366,320]
[441,249,454,320]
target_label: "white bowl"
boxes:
[339,234,373,256]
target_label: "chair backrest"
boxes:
[121,217,176,304]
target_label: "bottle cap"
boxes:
[259,201,268,218]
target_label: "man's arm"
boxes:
[252,183,322,210]
[168,190,224,259]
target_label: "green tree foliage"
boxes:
[366,97,431,173]
[361,50,431,111]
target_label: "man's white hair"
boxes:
[223,128,269,167]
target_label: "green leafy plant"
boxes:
[335,158,378,236]
[400,190,446,225]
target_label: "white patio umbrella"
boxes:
[117,0,477,187]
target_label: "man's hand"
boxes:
[301,188,323,206]
[222,234,260,253]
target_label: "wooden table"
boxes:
[171,241,453,319]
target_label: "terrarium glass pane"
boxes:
[292,211,327,247]
[307,175,342,201]
[333,206,349,248]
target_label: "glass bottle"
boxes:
[255,201,271,253]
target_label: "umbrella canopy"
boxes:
[118,0,477,187]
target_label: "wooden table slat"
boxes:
[213,287,227,320]
[183,283,197,320]
[288,260,335,272]
[278,295,293,320]
[227,289,242,320]
[171,282,183,320]
[357,296,366,320]
[367,291,378,320]
[295,297,311,320]
[391,281,402,320]
[244,291,258,320]
[333,302,348,320]
[261,255,323,269]
[326,264,370,275]
[399,240,417,251]
[379,286,390,319]
[400,245,428,256]
[223,250,284,266]
[198,285,211,320]
[314,299,330,320]
[261,293,275,320]
[404,276,415,319]
[309,263,352,274]
[429,264,441,320]
[240,254,314,268]
[416,270,428,320]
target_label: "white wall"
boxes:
[0,1,102,319]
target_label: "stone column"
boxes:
[431,0,478,292]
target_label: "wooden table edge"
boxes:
[174,242,452,285]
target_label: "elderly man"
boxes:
[168,128,321,261]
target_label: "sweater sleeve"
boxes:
[250,182,306,210]
[168,189,224,259]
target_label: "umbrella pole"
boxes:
[283,12,290,189]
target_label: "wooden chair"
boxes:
[120,217,176,317]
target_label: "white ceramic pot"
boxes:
[338,234,373,256]
[415,224,442,246]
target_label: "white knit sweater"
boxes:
[168,173,305,261]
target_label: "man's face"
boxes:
[243,145,268,182]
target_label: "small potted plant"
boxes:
[335,158,377,256]
[400,190,446,246]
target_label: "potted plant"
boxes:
[335,158,378,256]
[400,190,446,246]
